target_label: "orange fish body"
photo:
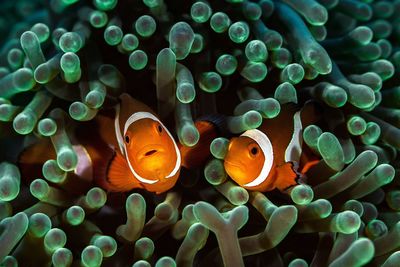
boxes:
[224,103,320,192]
[19,94,181,194]
[101,94,181,193]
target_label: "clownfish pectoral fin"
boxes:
[180,120,218,169]
[274,162,301,192]
[105,152,143,192]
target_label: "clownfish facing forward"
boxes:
[19,93,181,194]
[99,93,181,193]
[224,103,320,192]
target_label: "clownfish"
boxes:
[224,103,320,192]
[19,93,181,194]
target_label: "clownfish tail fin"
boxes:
[18,138,56,183]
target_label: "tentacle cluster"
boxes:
[1,0,400,266]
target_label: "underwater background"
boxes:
[1,0,400,266]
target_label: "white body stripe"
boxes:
[241,129,274,187]
[114,104,125,155]
[284,111,303,163]
[114,107,181,184]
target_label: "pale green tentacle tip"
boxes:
[31,23,50,43]
[38,118,57,136]
[52,248,73,267]
[291,184,314,205]
[210,137,229,159]
[0,256,18,267]
[228,186,249,206]
[242,110,263,129]
[155,256,176,267]
[13,111,37,135]
[198,72,222,93]
[176,82,195,104]
[85,187,107,209]
[44,228,67,253]
[29,212,52,238]
[65,205,85,226]
[204,158,227,185]
[275,82,298,104]
[191,1,212,23]
[336,211,361,234]
[42,159,66,183]
[228,21,250,43]
[92,235,117,257]
[169,22,195,60]
[179,124,200,147]
[134,237,154,259]
[57,148,78,172]
[30,178,50,200]
[365,219,388,239]
[288,258,308,267]
[0,163,20,202]
[94,0,118,11]
[132,260,151,267]
[81,245,103,267]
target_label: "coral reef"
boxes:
[1,0,400,266]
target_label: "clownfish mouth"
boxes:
[224,160,246,171]
[145,149,157,156]
[138,145,165,159]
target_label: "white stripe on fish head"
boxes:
[240,129,274,187]
[116,111,181,184]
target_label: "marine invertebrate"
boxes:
[1,0,400,266]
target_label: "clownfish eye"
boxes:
[157,124,163,133]
[250,147,258,156]
[125,135,130,143]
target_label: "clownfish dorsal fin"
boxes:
[106,152,143,192]
[118,94,155,124]
[274,162,300,192]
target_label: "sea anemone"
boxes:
[1,0,400,266]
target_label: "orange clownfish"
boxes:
[19,94,181,194]
[224,103,320,192]
[99,94,182,193]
